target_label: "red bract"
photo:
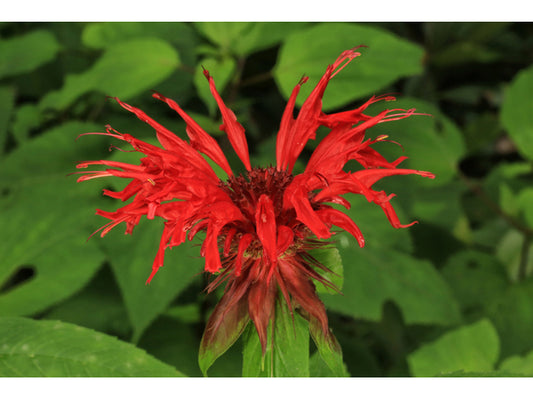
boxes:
[75,47,434,357]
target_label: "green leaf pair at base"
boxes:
[199,298,348,377]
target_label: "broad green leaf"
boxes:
[0,317,183,377]
[194,57,236,116]
[496,229,533,282]
[0,122,110,317]
[322,247,461,326]
[368,97,465,186]
[0,121,108,184]
[407,319,500,377]
[194,22,309,57]
[0,182,105,316]
[483,162,532,224]
[384,179,469,242]
[310,351,338,377]
[0,86,14,156]
[499,349,533,376]
[39,39,180,111]
[81,22,197,102]
[0,30,60,79]
[10,103,41,145]
[309,319,349,377]
[441,250,509,317]
[274,23,425,111]
[102,219,203,342]
[309,245,343,294]
[198,289,250,377]
[333,193,413,253]
[82,22,196,57]
[486,278,533,358]
[501,65,533,161]
[318,193,460,327]
[242,302,309,377]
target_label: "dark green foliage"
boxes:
[1,22,532,377]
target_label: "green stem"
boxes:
[459,171,533,236]
[518,234,532,281]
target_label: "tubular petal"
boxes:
[255,195,278,266]
[203,69,251,171]
[152,92,234,177]
[316,208,365,247]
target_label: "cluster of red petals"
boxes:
[75,47,434,354]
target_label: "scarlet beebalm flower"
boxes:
[75,47,434,358]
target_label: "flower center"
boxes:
[220,167,293,222]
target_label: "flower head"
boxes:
[75,47,434,358]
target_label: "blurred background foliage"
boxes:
[0,21,533,377]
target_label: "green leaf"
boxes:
[81,23,198,101]
[39,38,180,111]
[441,250,509,317]
[198,291,250,377]
[333,193,414,253]
[368,97,465,186]
[309,319,349,377]
[0,86,15,156]
[407,319,500,377]
[486,278,533,358]
[496,229,533,282]
[501,65,533,161]
[0,122,109,317]
[309,351,347,377]
[0,317,183,376]
[194,57,236,116]
[102,219,203,343]
[0,121,109,184]
[499,349,533,376]
[10,104,42,145]
[242,301,310,377]
[309,245,343,294]
[194,22,309,57]
[274,23,425,111]
[322,247,462,326]
[82,22,196,56]
[0,30,61,79]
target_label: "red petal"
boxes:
[112,97,219,181]
[276,225,294,256]
[316,208,365,247]
[152,92,233,177]
[280,48,363,173]
[247,269,277,354]
[235,233,253,276]
[254,194,278,265]
[203,69,251,171]
[276,76,308,170]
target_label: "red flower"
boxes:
[75,48,434,359]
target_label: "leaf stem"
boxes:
[458,171,533,236]
[518,234,531,281]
